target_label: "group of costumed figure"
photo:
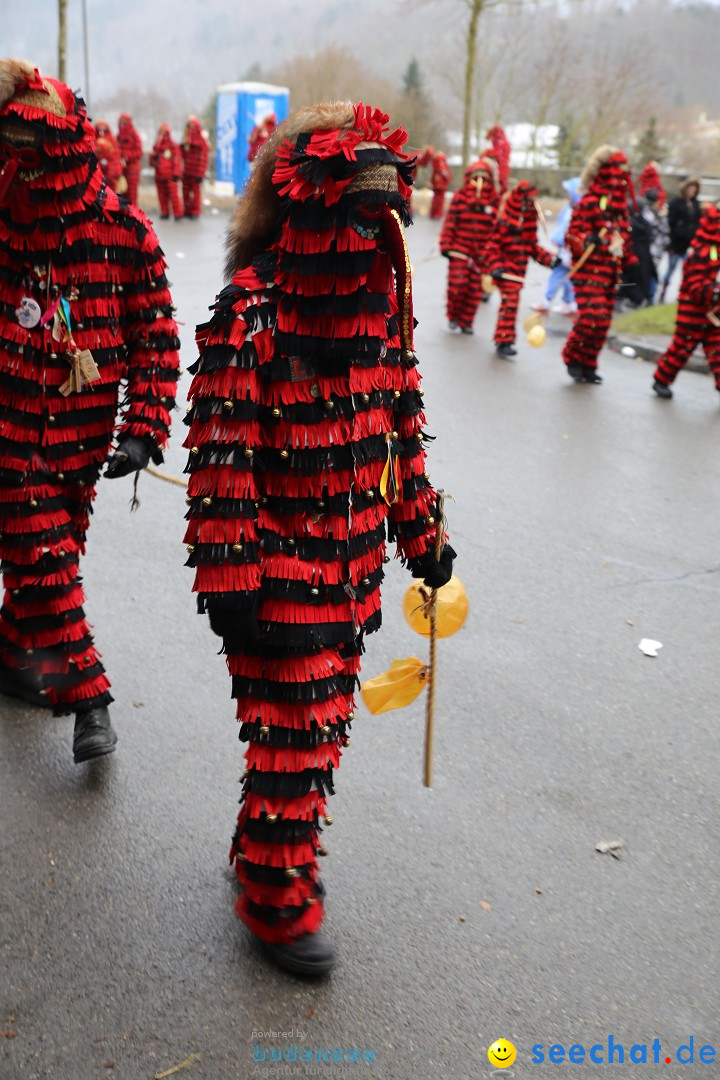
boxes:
[426,130,718,396]
[2,49,718,993]
[89,113,210,219]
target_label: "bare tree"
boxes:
[58,0,67,82]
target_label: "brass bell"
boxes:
[362,393,370,403]
[310,383,321,398]
[310,587,319,596]
[346,710,355,721]
[186,544,195,553]
[190,446,199,455]
[318,846,328,857]
[324,815,333,826]
[266,813,278,823]
[426,516,435,526]
[364,489,374,499]
[57,473,65,481]
[185,495,193,505]
[232,543,243,553]
[361,577,370,586]
[285,867,299,878]
[306,896,317,906]
[391,431,398,439]
[287,538,295,546]
[223,400,234,411]
[29,499,38,507]
[324,399,335,410]
[202,497,212,507]
[272,407,281,417]
[321,724,331,735]
[280,449,289,459]
[244,447,254,458]
[259,724,270,735]
[393,390,401,399]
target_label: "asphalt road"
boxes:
[1,209,718,1080]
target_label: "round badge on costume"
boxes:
[16,297,42,329]
[163,149,172,159]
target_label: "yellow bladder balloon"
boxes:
[527,323,547,347]
[403,574,469,639]
[361,657,427,714]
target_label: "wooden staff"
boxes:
[424,490,446,788]
[568,226,608,280]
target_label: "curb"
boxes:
[607,333,710,376]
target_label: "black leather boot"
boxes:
[0,662,51,708]
[496,343,517,357]
[262,930,336,977]
[653,379,673,399]
[73,706,118,763]
[582,367,603,384]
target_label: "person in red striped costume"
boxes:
[0,58,180,761]
[561,145,637,383]
[184,101,455,976]
[439,154,500,334]
[484,180,556,357]
[653,204,720,399]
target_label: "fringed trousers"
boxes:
[0,475,112,715]
[227,640,359,944]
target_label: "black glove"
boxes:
[407,543,457,590]
[491,268,505,281]
[207,596,260,651]
[105,435,154,479]
[550,255,561,269]
[585,231,604,248]
[440,249,450,259]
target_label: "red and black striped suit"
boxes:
[562,188,635,375]
[485,183,554,345]
[440,167,499,330]
[654,209,720,390]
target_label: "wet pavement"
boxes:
[1,209,718,1080]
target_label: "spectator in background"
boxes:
[150,123,183,220]
[658,176,701,303]
[117,112,143,205]
[181,115,209,219]
[532,176,581,316]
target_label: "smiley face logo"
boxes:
[488,1039,517,1068]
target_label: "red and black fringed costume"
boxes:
[637,160,666,209]
[184,102,451,950]
[485,180,554,347]
[0,61,180,716]
[248,113,277,164]
[93,121,123,193]
[181,116,209,219]
[653,206,720,396]
[429,151,452,220]
[117,112,142,205]
[439,155,500,332]
[485,125,511,194]
[150,124,183,220]
[562,146,637,382]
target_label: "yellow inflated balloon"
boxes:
[527,323,546,347]
[403,574,469,638]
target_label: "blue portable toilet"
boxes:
[215,81,290,195]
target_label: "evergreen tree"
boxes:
[635,117,666,165]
